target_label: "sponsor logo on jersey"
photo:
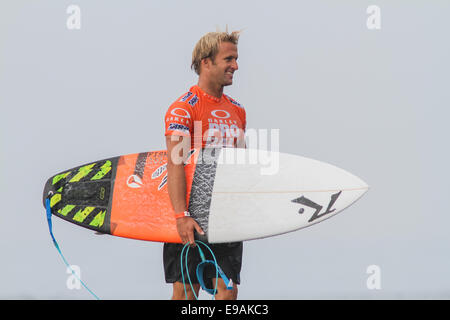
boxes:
[168,123,190,133]
[179,92,193,102]
[226,95,243,108]
[211,109,231,119]
[170,108,191,118]
[188,95,199,106]
[200,109,243,148]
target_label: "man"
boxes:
[163,30,246,300]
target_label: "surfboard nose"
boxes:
[350,172,369,190]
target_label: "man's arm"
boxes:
[166,135,204,246]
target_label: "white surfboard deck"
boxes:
[203,148,368,243]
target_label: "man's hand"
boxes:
[176,217,204,247]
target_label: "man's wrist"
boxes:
[174,211,191,219]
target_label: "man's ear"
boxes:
[201,57,212,72]
[200,59,207,73]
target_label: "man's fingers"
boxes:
[186,234,194,247]
[194,222,205,235]
[177,217,204,246]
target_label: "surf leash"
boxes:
[180,240,233,300]
[45,197,100,300]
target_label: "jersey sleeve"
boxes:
[164,100,194,137]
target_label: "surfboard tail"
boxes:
[42,157,119,235]
[42,176,55,208]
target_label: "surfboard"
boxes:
[42,148,368,243]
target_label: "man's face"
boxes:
[204,41,239,87]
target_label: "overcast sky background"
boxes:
[1,0,449,299]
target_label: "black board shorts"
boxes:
[163,241,243,287]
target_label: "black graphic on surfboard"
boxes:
[292,191,342,223]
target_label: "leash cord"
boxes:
[180,241,220,300]
[45,198,100,300]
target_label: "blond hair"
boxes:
[191,29,241,75]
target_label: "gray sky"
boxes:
[1,0,449,299]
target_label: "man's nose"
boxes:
[233,60,238,71]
